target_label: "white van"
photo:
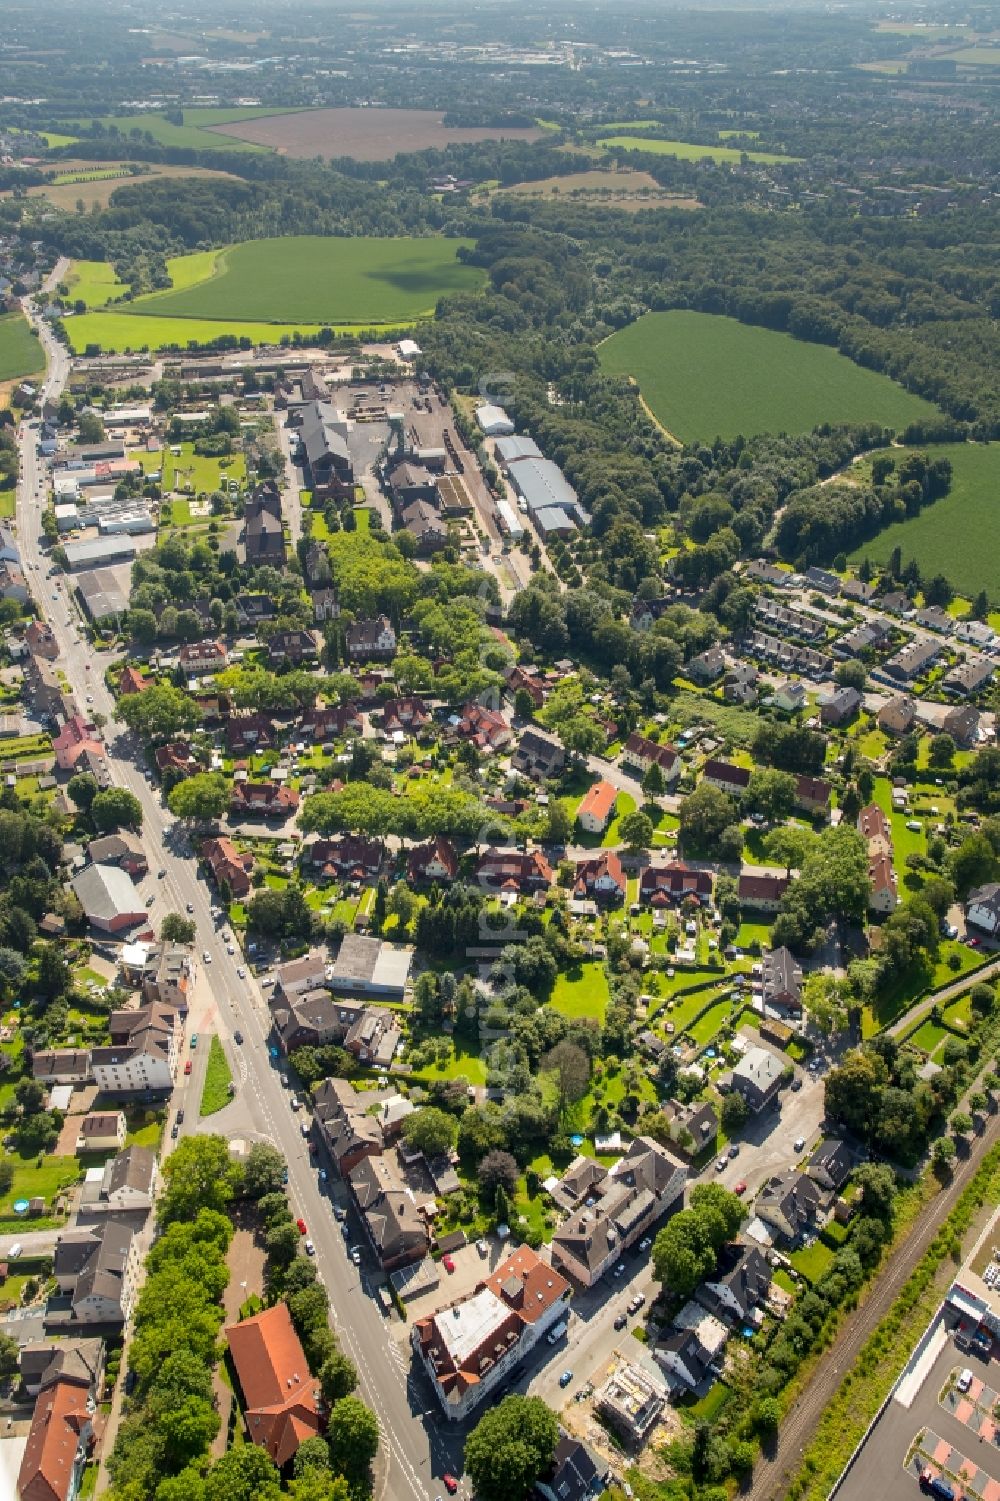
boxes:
[957,1367,974,1393]
[546,1320,568,1346]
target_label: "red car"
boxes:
[184,1060,193,1075]
[442,1254,456,1273]
[733,1181,747,1196]
[443,1476,459,1495]
[296,1218,307,1235]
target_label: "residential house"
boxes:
[241,480,286,567]
[32,1049,92,1087]
[511,728,565,780]
[728,1046,783,1113]
[944,657,993,697]
[577,780,618,835]
[230,781,300,819]
[620,732,681,787]
[759,947,803,1014]
[755,599,823,640]
[71,864,148,935]
[657,1329,717,1392]
[85,832,147,881]
[141,943,195,1013]
[689,646,726,684]
[769,680,808,714]
[835,621,890,658]
[840,579,877,604]
[505,665,545,710]
[18,1339,102,1401]
[348,1152,428,1271]
[550,1137,687,1288]
[966,883,1000,937]
[820,686,863,726]
[536,1435,606,1501]
[84,1146,158,1214]
[915,605,953,634]
[885,637,939,681]
[0,560,28,603]
[300,703,363,741]
[639,863,712,907]
[453,701,512,752]
[76,1111,126,1154]
[724,662,759,705]
[629,595,673,632]
[738,870,790,912]
[699,1243,772,1324]
[402,498,449,553]
[755,1171,823,1243]
[275,954,328,1002]
[53,1221,141,1325]
[807,1139,852,1192]
[746,560,789,587]
[806,566,839,594]
[573,851,626,904]
[346,616,397,663]
[344,1007,402,1067]
[154,740,200,780]
[407,836,459,885]
[877,696,917,736]
[16,1371,95,1501]
[795,774,832,818]
[313,1077,386,1176]
[942,703,981,748]
[595,1361,667,1441]
[270,993,363,1056]
[226,1302,322,1468]
[25,654,70,719]
[858,804,892,857]
[412,1245,572,1421]
[956,619,998,650]
[702,760,750,799]
[267,628,320,666]
[659,1099,719,1158]
[476,847,553,896]
[224,713,278,755]
[382,696,431,735]
[91,1003,179,1097]
[201,836,253,898]
[868,853,898,914]
[53,715,104,772]
[303,834,384,882]
[25,620,59,660]
[178,639,227,676]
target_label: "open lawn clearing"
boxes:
[599,311,939,442]
[127,235,483,326]
[0,313,44,383]
[65,311,335,355]
[159,441,246,497]
[68,247,224,311]
[63,107,297,152]
[789,1238,836,1283]
[904,1016,950,1054]
[200,1035,233,1117]
[66,259,128,310]
[551,963,610,1021]
[848,443,1000,602]
[206,106,546,160]
[597,134,800,165]
[410,1048,487,1085]
[495,169,700,211]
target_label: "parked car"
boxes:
[296,1218,307,1235]
[627,1294,646,1314]
[350,1246,362,1265]
[171,1123,179,1139]
[305,1239,315,1256]
[442,1254,456,1273]
[234,1030,243,1045]
[734,1180,747,1196]
[184,1060,192,1075]
[190,1034,198,1049]
[176,1108,184,1125]
[443,1476,459,1495]
[559,1370,573,1389]
[614,1313,628,1331]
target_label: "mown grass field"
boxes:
[598,311,940,441]
[63,106,295,152]
[848,442,1000,601]
[597,134,799,164]
[0,313,44,382]
[131,235,483,325]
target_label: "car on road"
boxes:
[734,1180,747,1195]
[296,1218,307,1235]
[236,966,246,978]
[176,1109,184,1125]
[794,1136,806,1152]
[442,1254,456,1273]
[300,1120,310,1138]
[290,1095,302,1111]
[350,1247,361,1265]
[203,951,211,963]
[234,1030,243,1045]
[145,895,155,907]
[559,1370,573,1389]
[728,1143,740,1159]
[318,1169,327,1183]
[638,1237,652,1252]
[8,1243,22,1260]
[190,1034,198,1048]
[716,1155,728,1172]
[808,1058,821,1072]
[612,1262,626,1278]
[171,1123,179,1139]
[184,1060,192,1075]
[158,869,166,878]
[790,1077,802,1091]
[333,1206,347,1222]
[628,1294,646,1314]
[186,903,194,913]
[227,943,235,954]
[443,1476,459,1495]
[614,1313,628,1330]
[305,1239,315,1256]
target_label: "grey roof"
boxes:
[103,1145,156,1198]
[760,947,802,1006]
[71,863,145,924]
[508,457,579,514]
[807,1138,851,1189]
[75,569,130,620]
[300,400,351,473]
[495,435,542,464]
[731,1045,783,1101]
[703,1243,771,1319]
[533,505,577,536]
[63,536,137,569]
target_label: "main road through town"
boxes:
[15,289,464,1501]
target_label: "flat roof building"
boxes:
[329,934,412,998]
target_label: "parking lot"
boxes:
[837,1320,1000,1501]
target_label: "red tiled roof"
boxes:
[578,780,617,824]
[18,1376,91,1501]
[225,1303,322,1469]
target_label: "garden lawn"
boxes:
[0,1153,79,1230]
[0,313,44,382]
[123,236,484,326]
[411,1050,488,1085]
[200,1036,233,1117]
[598,311,940,442]
[848,443,1000,603]
[903,1017,948,1054]
[789,1238,836,1283]
[687,998,733,1048]
[551,963,610,1021]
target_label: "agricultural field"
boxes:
[494,169,700,211]
[61,106,297,152]
[597,134,799,165]
[0,313,44,382]
[126,235,484,326]
[598,311,940,442]
[848,443,1000,601]
[939,46,1000,63]
[8,161,241,213]
[205,106,546,159]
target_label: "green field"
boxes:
[66,311,331,355]
[941,46,1000,63]
[551,963,610,1021]
[0,313,44,383]
[200,1035,233,1116]
[129,235,483,325]
[598,135,799,165]
[848,443,1000,601]
[63,106,296,152]
[598,311,940,442]
[68,249,224,312]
